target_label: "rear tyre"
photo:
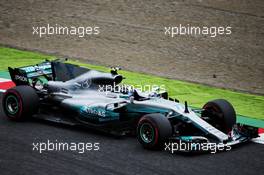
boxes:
[2,85,39,121]
[137,113,172,149]
[202,99,236,134]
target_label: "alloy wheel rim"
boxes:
[140,123,155,143]
[5,95,19,115]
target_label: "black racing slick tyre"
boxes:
[202,99,236,134]
[2,85,39,121]
[137,113,172,149]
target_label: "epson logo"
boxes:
[15,75,27,82]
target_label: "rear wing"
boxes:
[8,60,90,86]
[8,59,120,86]
[9,61,53,86]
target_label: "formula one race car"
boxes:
[1,60,259,151]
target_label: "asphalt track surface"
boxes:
[0,93,263,175]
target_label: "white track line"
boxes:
[252,133,264,144]
[0,89,6,93]
[0,78,11,92]
[0,78,10,82]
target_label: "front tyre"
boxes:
[137,113,172,149]
[2,85,39,121]
[202,99,236,134]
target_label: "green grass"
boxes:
[0,47,55,69]
[1,47,264,120]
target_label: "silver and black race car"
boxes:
[1,60,258,151]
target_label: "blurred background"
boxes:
[0,0,263,94]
